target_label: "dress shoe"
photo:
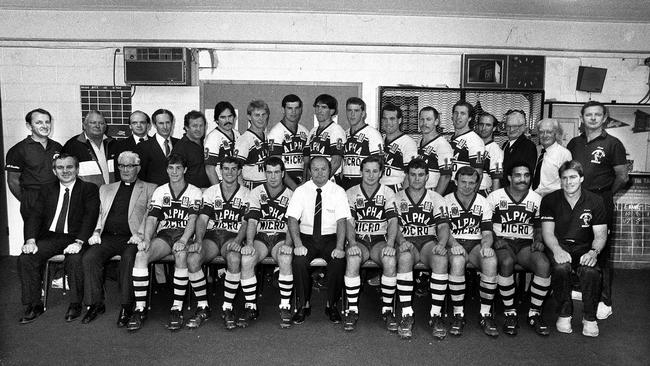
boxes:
[82,303,106,324]
[325,305,342,324]
[292,307,307,325]
[117,305,133,328]
[19,304,44,325]
[65,303,83,322]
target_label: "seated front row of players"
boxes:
[120,152,598,339]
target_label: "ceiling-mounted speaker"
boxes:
[576,66,607,93]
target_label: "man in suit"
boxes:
[112,111,151,181]
[81,151,157,325]
[17,153,100,324]
[501,109,537,188]
[63,110,116,187]
[136,109,179,186]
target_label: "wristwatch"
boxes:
[590,248,600,256]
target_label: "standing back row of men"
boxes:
[6,97,627,339]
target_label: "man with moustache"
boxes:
[205,101,240,185]
[63,110,116,186]
[136,109,179,186]
[268,94,309,190]
[171,110,210,189]
[416,106,453,195]
[6,108,62,225]
[474,112,504,196]
[487,161,551,336]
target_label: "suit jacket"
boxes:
[94,179,157,237]
[25,178,100,242]
[135,134,179,186]
[501,134,538,187]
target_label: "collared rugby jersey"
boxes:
[268,121,309,181]
[201,184,250,233]
[342,124,384,179]
[347,184,397,237]
[304,121,346,174]
[204,128,239,181]
[247,184,293,235]
[444,192,493,240]
[149,183,203,232]
[480,140,504,191]
[417,135,453,190]
[394,188,448,238]
[381,133,418,187]
[487,188,541,240]
[234,129,269,185]
[450,130,485,179]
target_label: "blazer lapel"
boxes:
[129,180,144,216]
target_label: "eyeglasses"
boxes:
[506,124,525,130]
[118,164,139,169]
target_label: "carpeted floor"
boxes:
[0,256,648,366]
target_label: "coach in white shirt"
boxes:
[533,119,572,197]
[287,156,350,324]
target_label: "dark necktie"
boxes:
[313,188,322,240]
[138,137,144,143]
[55,188,70,233]
[532,149,545,190]
[164,139,171,157]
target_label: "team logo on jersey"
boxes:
[591,147,605,164]
[356,133,366,143]
[472,205,482,215]
[279,196,289,207]
[399,201,409,212]
[423,201,432,212]
[233,149,239,157]
[260,193,268,204]
[193,199,202,210]
[389,144,399,153]
[336,138,343,150]
[450,205,460,217]
[284,133,292,142]
[162,196,171,207]
[254,139,261,148]
[580,211,593,227]
[456,139,467,149]
[499,200,508,210]
[356,197,365,209]
[232,197,241,209]
[424,146,433,155]
[299,132,307,140]
[375,195,385,205]
[214,199,223,209]
[526,201,535,212]
[321,132,330,140]
[181,196,190,208]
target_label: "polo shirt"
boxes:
[267,121,309,182]
[286,180,350,236]
[540,188,607,252]
[567,130,627,192]
[171,135,210,188]
[534,142,572,197]
[342,124,384,180]
[417,135,453,190]
[5,136,62,189]
[381,133,418,187]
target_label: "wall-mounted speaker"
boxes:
[576,66,607,93]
